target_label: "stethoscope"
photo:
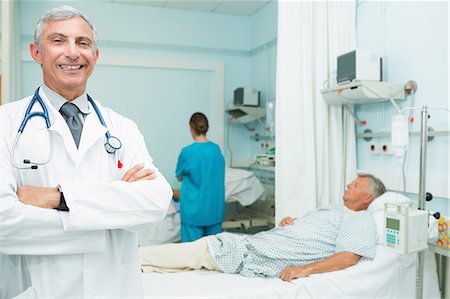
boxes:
[12,87,122,170]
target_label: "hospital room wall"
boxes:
[228,1,278,167]
[355,1,449,215]
[17,1,277,184]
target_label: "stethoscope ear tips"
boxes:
[23,159,38,169]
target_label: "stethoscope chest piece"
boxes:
[105,135,122,154]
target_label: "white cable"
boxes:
[402,150,408,192]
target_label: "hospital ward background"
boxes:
[0,0,448,298]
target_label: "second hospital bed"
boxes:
[137,167,268,246]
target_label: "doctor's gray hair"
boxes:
[357,173,386,199]
[33,5,98,50]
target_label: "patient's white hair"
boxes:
[357,173,386,198]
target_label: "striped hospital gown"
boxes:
[206,206,376,278]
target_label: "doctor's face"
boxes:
[343,176,374,211]
[30,16,99,100]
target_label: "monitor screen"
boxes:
[386,218,400,230]
[337,50,356,83]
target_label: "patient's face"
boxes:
[343,177,371,211]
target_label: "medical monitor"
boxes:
[337,51,356,83]
[234,87,260,107]
[337,49,382,83]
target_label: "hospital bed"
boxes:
[138,168,268,246]
[142,246,439,298]
[141,192,440,298]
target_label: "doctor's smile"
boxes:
[59,64,83,70]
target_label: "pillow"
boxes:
[367,192,409,245]
[368,191,410,213]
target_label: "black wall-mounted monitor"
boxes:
[337,50,356,83]
[233,87,260,107]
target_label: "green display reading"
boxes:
[386,218,400,230]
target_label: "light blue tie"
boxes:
[60,102,83,148]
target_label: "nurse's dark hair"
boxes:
[33,5,97,50]
[357,172,386,198]
[189,112,209,135]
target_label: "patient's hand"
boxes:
[278,216,296,227]
[122,163,157,182]
[279,265,310,282]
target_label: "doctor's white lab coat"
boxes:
[0,88,173,299]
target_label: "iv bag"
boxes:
[391,114,409,157]
[266,100,275,133]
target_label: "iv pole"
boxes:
[416,105,428,299]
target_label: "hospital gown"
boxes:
[207,206,377,278]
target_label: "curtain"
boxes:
[275,1,357,222]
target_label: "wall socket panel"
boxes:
[368,142,394,155]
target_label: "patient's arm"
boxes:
[279,252,361,282]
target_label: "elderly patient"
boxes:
[140,173,386,281]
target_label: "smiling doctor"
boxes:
[0,5,172,299]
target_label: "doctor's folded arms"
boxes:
[140,173,386,282]
[0,5,172,299]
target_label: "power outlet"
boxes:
[380,143,394,155]
[369,142,380,154]
[260,142,274,151]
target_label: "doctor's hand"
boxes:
[278,216,296,227]
[17,185,60,209]
[122,163,157,182]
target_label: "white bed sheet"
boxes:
[142,245,440,298]
[225,167,266,206]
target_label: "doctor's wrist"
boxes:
[54,185,70,211]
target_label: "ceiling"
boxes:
[111,0,272,16]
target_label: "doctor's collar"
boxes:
[42,84,91,115]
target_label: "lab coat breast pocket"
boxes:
[81,145,125,182]
[107,152,126,181]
